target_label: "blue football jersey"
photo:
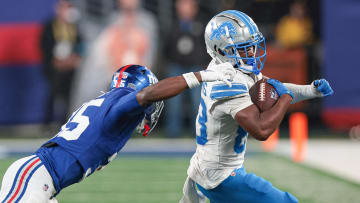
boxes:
[36,87,146,193]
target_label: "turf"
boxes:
[0,153,359,203]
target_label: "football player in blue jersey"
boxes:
[0,64,235,203]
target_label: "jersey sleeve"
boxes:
[215,94,253,119]
[229,95,253,118]
[104,90,146,128]
[111,90,145,115]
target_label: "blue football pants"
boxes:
[196,167,298,203]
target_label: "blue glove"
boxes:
[313,79,334,97]
[267,79,294,99]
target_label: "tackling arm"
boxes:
[136,62,236,106]
[136,73,200,107]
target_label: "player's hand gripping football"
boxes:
[312,79,334,97]
[267,79,294,99]
[200,62,236,87]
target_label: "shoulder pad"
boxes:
[210,82,248,100]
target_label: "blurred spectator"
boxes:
[275,0,314,48]
[70,0,158,111]
[40,0,83,126]
[163,0,210,137]
[106,0,158,72]
[72,0,116,43]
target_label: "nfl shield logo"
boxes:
[43,184,49,191]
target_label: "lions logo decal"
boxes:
[210,21,237,40]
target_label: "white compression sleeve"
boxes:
[284,83,322,104]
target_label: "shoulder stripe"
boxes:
[211,83,247,92]
[210,83,248,99]
[210,90,247,100]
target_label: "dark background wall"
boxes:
[0,0,359,133]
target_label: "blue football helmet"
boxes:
[110,64,164,136]
[204,10,266,75]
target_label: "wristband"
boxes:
[182,72,200,89]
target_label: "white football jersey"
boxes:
[187,60,262,189]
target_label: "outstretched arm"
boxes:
[136,73,200,106]
[136,63,236,106]
[263,76,334,104]
[284,79,333,103]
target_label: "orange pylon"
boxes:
[289,112,308,162]
[262,128,279,152]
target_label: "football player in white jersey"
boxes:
[180,10,333,203]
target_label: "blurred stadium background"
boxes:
[0,0,360,202]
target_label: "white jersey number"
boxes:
[57,98,104,141]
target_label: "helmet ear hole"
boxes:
[140,69,146,74]
[218,48,225,56]
[214,45,225,56]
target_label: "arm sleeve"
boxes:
[283,83,321,104]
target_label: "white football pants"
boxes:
[0,155,58,203]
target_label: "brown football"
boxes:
[249,78,279,112]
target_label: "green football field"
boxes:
[0,153,359,203]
